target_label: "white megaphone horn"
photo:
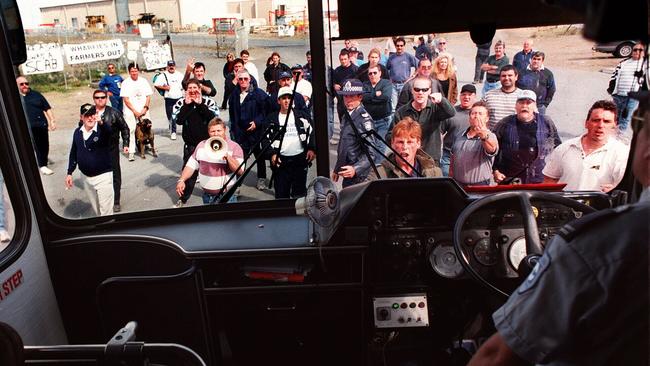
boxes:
[203,136,228,160]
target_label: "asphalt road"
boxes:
[38,33,615,219]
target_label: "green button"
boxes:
[392,303,399,309]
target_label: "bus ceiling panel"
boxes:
[334,0,585,40]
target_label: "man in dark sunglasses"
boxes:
[92,89,130,213]
[16,75,56,175]
[607,43,646,131]
[362,65,393,162]
[388,77,455,165]
[98,63,124,112]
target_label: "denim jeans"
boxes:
[482,81,501,96]
[440,149,451,177]
[474,54,489,82]
[109,95,123,112]
[613,94,639,131]
[203,191,237,204]
[391,82,405,113]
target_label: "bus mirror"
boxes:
[0,0,25,65]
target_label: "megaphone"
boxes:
[203,136,228,161]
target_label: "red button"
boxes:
[418,302,425,308]
[400,303,407,309]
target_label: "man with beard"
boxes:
[16,75,57,175]
[492,90,561,184]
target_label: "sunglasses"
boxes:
[368,71,378,75]
[633,48,644,52]
[94,96,107,99]
[238,77,250,81]
[395,44,405,47]
[420,65,432,70]
[413,87,430,93]
[439,42,446,44]
[19,82,29,86]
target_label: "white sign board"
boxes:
[126,41,140,61]
[141,41,172,70]
[20,43,64,75]
[138,24,154,39]
[63,39,125,65]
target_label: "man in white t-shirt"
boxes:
[154,60,185,140]
[120,63,153,161]
[543,100,630,192]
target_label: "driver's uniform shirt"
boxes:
[492,200,649,366]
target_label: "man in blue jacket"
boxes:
[65,104,114,216]
[98,63,124,112]
[228,70,271,190]
[516,51,556,115]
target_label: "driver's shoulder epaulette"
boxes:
[557,205,635,242]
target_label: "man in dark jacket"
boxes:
[228,70,271,190]
[516,51,556,115]
[268,87,316,199]
[65,104,113,216]
[266,71,308,115]
[388,77,456,165]
[92,89,130,212]
[332,79,376,187]
[172,78,218,207]
[493,90,561,184]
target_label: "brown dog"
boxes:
[135,118,157,159]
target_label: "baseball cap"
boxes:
[460,84,476,94]
[279,71,292,79]
[167,60,176,66]
[338,79,364,95]
[80,103,95,116]
[291,64,303,70]
[278,86,293,98]
[348,46,358,53]
[517,90,537,102]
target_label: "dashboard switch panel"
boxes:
[373,294,429,328]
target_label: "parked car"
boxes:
[593,40,637,57]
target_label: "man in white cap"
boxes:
[492,89,561,184]
[332,79,377,187]
[268,86,315,199]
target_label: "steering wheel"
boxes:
[453,191,596,297]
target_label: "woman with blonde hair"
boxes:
[433,52,458,104]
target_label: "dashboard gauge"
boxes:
[473,238,498,266]
[508,237,527,270]
[429,244,464,279]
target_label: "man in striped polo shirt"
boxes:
[483,65,522,130]
[176,118,244,204]
[607,43,646,131]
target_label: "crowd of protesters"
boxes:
[14,35,646,215]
